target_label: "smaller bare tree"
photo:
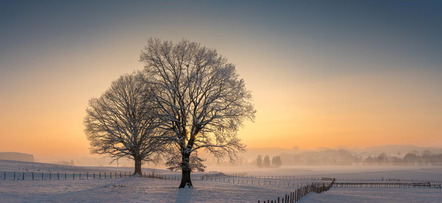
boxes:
[84,73,164,175]
[256,155,263,168]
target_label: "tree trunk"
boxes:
[134,157,142,176]
[179,153,192,188]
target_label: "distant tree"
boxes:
[422,150,432,165]
[272,156,282,167]
[256,155,263,168]
[422,150,432,157]
[403,153,419,165]
[364,156,374,165]
[139,38,256,188]
[84,74,165,176]
[263,155,270,168]
[376,153,387,165]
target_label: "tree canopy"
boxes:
[139,38,256,187]
[84,74,164,175]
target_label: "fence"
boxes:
[0,171,131,181]
[333,182,442,189]
[201,176,311,188]
[225,173,323,181]
[1,171,188,182]
[225,174,442,184]
[141,172,181,180]
[258,178,335,203]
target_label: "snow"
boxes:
[1,160,441,202]
[0,160,301,202]
[0,176,295,202]
[299,188,442,203]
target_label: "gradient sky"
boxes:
[1,0,441,161]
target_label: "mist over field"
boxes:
[4,145,442,168]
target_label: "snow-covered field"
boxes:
[0,177,295,203]
[1,160,441,202]
[0,160,313,202]
[299,187,441,203]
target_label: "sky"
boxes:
[0,0,441,162]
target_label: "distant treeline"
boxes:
[363,152,442,166]
[279,149,442,166]
[253,155,283,168]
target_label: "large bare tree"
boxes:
[140,39,256,188]
[84,74,163,176]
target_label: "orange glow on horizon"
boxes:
[1,27,441,162]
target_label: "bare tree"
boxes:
[256,155,263,168]
[84,74,163,176]
[139,39,256,188]
[263,155,270,168]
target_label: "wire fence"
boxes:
[224,173,442,184]
[3,170,441,190]
[140,172,442,189]
[200,175,314,188]
[333,182,442,189]
[0,171,132,181]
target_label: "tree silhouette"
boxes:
[256,155,263,168]
[84,74,164,175]
[272,156,282,167]
[139,39,256,188]
[263,155,270,167]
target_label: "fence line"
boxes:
[0,171,132,181]
[258,178,335,203]
[5,170,441,191]
[199,174,442,189]
[225,174,323,181]
[224,173,442,184]
[140,172,180,181]
[333,182,442,189]
[201,176,310,188]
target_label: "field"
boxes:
[1,160,441,202]
[299,187,441,203]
